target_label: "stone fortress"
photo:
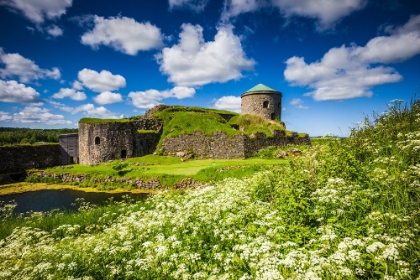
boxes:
[60,84,309,165]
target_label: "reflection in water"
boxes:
[0,189,149,214]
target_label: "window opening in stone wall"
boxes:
[95,137,100,145]
[263,101,269,108]
[278,102,280,108]
[69,157,74,164]
[271,113,275,120]
[121,150,127,159]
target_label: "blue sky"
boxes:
[0,0,419,136]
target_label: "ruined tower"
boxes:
[241,83,282,121]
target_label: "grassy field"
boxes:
[26,155,289,191]
[1,99,419,279]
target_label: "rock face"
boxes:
[0,144,61,173]
[78,118,163,165]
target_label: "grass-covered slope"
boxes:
[152,106,290,146]
[1,98,419,279]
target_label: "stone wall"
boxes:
[162,131,247,159]
[162,130,311,159]
[241,92,282,120]
[78,118,163,165]
[0,144,61,173]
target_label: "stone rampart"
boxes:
[0,144,61,173]
[78,118,163,165]
[162,130,311,159]
[162,131,246,159]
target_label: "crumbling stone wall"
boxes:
[241,91,282,120]
[162,130,310,159]
[0,144,61,173]
[162,131,247,159]
[79,118,162,165]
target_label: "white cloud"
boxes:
[221,0,366,30]
[81,15,163,55]
[213,96,241,113]
[52,88,86,101]
[221,0,261,21]
[93,91,123,105]
[0,80,40,103]
[0,0,73,23]
[72,80,83,90]
[156,24,255,87]
[169,0,209,12]
[290,98,308,109]
[77,68,126,92]
[128,86,195,109]
[12,106,72,125]
[284,15,420,101]
[0,49,61,83]
[50,100,119,118]
[46,25,63,37]
[0,111,12,121]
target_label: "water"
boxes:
[0,189,149,214]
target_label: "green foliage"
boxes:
[0,127,78,146]
[229,114,285,137]
[2,98,420,279]
[154,109,240,146]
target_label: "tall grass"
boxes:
[0,98,419,279]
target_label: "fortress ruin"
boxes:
[69,84,310,165]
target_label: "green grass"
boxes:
[153,110,240,146]
[32,156,288,189]
[229,114,285,137]
[1,97,420,279]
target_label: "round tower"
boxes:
[241,83,282,120]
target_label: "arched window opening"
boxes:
[95,137,100,145]
[263,101,269,108]
[271,113,276,120]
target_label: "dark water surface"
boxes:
[0,189,149,214]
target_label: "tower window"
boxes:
[278,102,281,108]
[271,113,276,120]
[95,137,100,145]
[263,101,269,108]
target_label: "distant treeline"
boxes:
[0,127,78,146]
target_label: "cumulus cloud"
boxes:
[221,0,366,30]
[169,0,209,12]
[0,80,41,103]
[284,15,420,101]
[0,111,12,121]
[46,25,63,36]
[50,100,119,118]
[77,68,126,92]
[72,80,83,90]
[93,91,123,105]
[11,106,72,125]
[156,24,255,87]
[0,49,61,83]
[213,96,241,113]
[0,0,73,23]
[52,88,86,101]
[81,15,163,55]
[290,98,308,109]
[128,86,195,108]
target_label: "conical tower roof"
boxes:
[242,83,280,97]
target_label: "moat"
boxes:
[0,189,148,214]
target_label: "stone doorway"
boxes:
[121,150,127,159]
